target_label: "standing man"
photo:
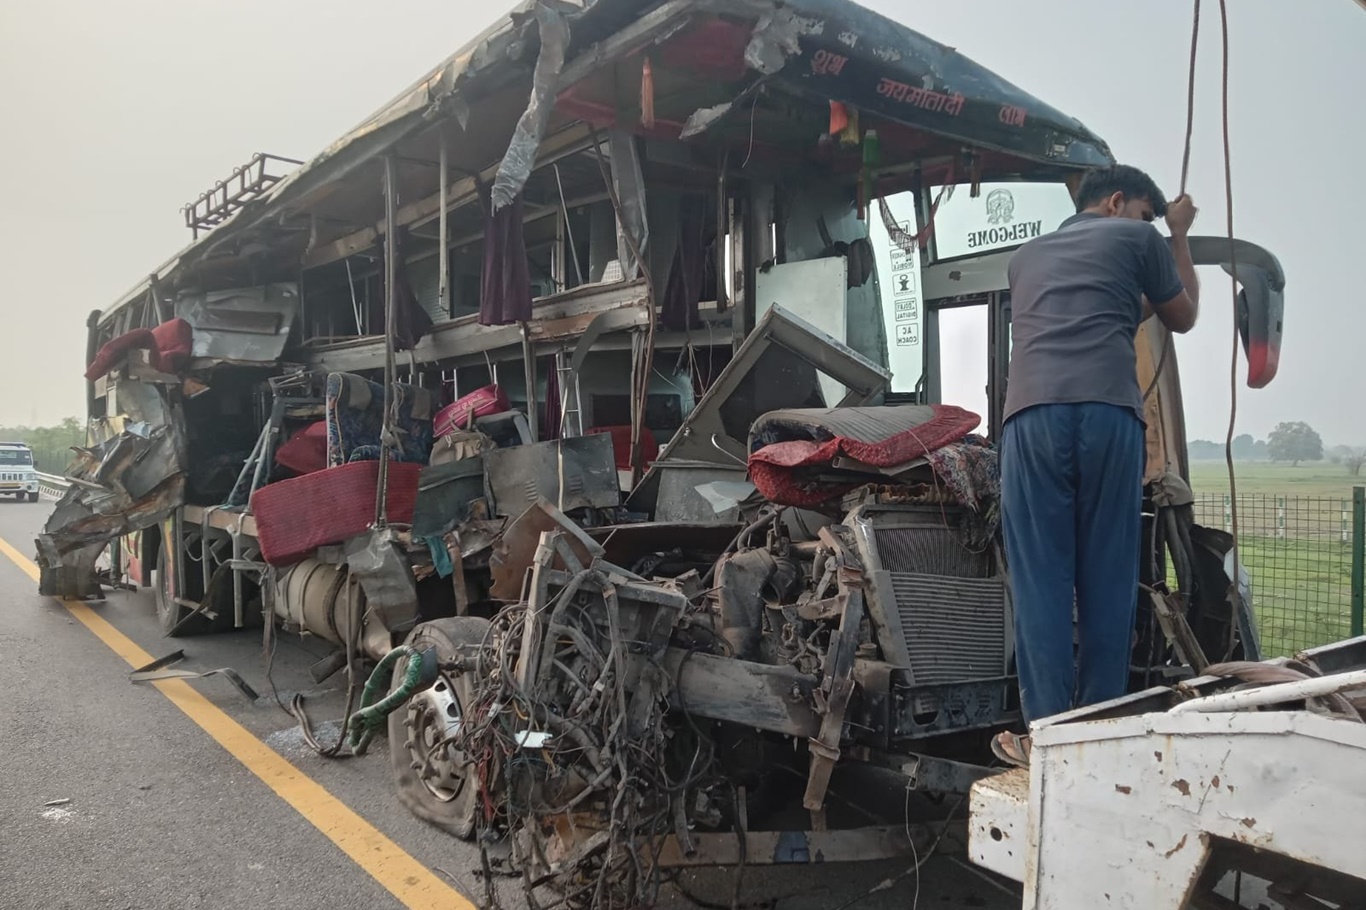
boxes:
[992,165,1199,767]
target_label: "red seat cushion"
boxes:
[85,318,196,380]
[85,329,156,381]
[151,318,194,373]
[251,461,421,566]
[274,421,329,476]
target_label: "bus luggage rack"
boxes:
[182,152,302,238]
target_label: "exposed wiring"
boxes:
[828,793,966,910]
[741,92,760,170]
[454,574,704,909]
[906,783,922,910]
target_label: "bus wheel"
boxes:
[389,617,489,840]
[154,542,233,636]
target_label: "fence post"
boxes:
[1352,486,1364,639]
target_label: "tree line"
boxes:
[1189,422,1364,476]
[0,418,84,475]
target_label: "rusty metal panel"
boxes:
[488,500,604,602]
[484,433,619,517]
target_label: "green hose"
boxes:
[348,645,424,755]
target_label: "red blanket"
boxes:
[748,404,979,508]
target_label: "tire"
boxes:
[388,616,490,840]
[27,491,39,503]
[154,541,235,636]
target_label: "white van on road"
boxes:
[0,442,39,502]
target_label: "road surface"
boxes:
[0,499,1019,910]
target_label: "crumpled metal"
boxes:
[491,3,570,213]
[744,8,813,75]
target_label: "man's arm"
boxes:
[1146,195,1200,334]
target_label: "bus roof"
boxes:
[99,0,1112,324]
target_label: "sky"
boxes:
[1,0,1362,443]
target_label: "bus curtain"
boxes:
[479,191,533,327]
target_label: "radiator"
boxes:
[851,505,1011,691]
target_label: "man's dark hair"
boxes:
[1075,165,1168,216]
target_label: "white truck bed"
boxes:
[968,656,1366,908]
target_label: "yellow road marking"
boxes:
[0,535,474,910]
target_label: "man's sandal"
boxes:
[991,731,1032,769]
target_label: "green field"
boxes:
[1237,536,1356,658]
[1184,462,1362,658]
[1188,460,1364,498]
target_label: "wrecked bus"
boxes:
[39,0,1287,903]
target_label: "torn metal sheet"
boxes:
[491,4,571,213]
[37,381,189,597]
[693,479,758,514]
[745,8,818,75]
[98,0,1118,333]
[679,102,732,139]
[345,528,420,659]
[175,282,300,363]
[608,128,650,278]
[129,650,260,701]
[652,462,750,522]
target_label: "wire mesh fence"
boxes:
[1192,489,1365,658]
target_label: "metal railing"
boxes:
[1192,488,1366,657]
[36,472,70,500]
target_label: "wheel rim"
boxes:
[403,674,470,802]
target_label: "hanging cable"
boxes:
[1143,0,1201,405]
[1218,0,1244,659]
